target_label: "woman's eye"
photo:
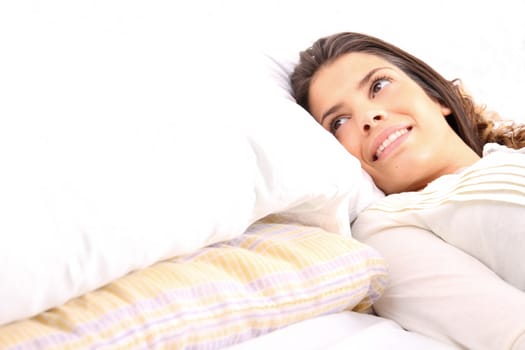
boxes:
[371,77,391,96]
[331,117,349,133]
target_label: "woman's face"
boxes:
[308,52,470,194]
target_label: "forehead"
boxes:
[308,52,397,117]
[311,52,394,90]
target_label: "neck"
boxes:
[420,142,481,190]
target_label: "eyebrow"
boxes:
[320,66,389,125]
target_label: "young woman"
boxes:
[291,32,525,349]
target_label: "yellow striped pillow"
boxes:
[0,220,387,349]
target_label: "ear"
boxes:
[440,105,452,117]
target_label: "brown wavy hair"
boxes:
[290,32,525,153]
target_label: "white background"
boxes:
[1,0,525,123]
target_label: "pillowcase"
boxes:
[0,219,388,349]
[244,50,385,227]
[0,5,383,326]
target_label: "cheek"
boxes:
[412,93,445,117]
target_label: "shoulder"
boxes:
[481,142,525,158]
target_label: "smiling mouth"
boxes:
[373,126,412,161]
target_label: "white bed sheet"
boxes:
[227,311,458,350]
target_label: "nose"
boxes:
[359,109,387,132]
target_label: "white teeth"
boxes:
[375,128,408,159]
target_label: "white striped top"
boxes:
[352,143,525,291]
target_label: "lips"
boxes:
[372,126,412,161]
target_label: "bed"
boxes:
[1,0,524,349]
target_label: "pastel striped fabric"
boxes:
[0,219,387,349]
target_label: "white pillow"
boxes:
[239,50,384,230]
[0,4,382,326]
